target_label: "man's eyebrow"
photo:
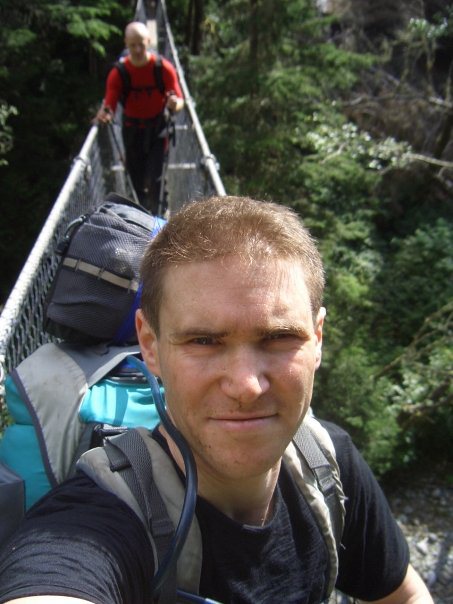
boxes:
[258,323,312,337]
[169,329,228,341]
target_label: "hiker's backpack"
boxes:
[44,192,165,344]
[115,53,165,108]
[78,412,346,604]
[0,194,166,543]
[0,343,164,513]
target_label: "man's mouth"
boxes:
[209,414,278,431]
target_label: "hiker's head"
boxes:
[136,196,326,482]
[124,22,150,64]
[139,195,325,336]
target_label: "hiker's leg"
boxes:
[145,133,166,216]
[123,126,148,205]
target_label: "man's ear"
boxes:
[135,309,161,377]
[314,307,326,370]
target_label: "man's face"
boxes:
[125,30,149,63]
[137,256,324,483]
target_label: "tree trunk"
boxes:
[186,0,204,55]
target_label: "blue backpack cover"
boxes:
[0,343,163,511]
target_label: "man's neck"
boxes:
[199,469,280,526]
[161,427,281,526]
[129,52,150,67]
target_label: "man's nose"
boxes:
[219,347,270,405]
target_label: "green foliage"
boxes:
[188,0,376,200]
[397,11,453,94]
[306,120,412,171]
[373,219,453,345]
[314,346,402,476]
[0,0,130,300]
[181,0,453,476]
[374,302,453,468]
[42,2,121,56]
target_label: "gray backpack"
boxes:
[44,193,166,345]
[78,414,346,603]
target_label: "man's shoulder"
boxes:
[23,471,151,551]
[317,419,353,450]
[316,418,385,503]
[28,472,140,520]
[113,55,129,70]
[159,55,177,74]
[0,473,154,602]
[314,419,369,489]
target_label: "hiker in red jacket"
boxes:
[96,21,184,214]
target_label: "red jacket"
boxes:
[104,54,183,120]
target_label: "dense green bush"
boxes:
[186,0,453,476]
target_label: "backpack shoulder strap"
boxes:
[115,60,131,106]
[153,54,165,95]
[77,427,202,596]
[60,342,141,388]
[115,55,165,104]
[104,428,177,603]
[284,413,346,600]
[292,419,344,547]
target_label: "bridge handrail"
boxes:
[0,126,99,381]
[158,0,226,197]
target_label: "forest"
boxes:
[0,0,452,480]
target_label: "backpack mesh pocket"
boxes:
[45,195,164,344]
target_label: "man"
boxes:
[95,22,184,214]
[0,196,433,603]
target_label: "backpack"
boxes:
[115,53,165,108]
[0,194,166,542]
[78,357,346,604]
[44,192,166,345]
[0,343,163,517]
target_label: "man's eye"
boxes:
[191,336,215,345]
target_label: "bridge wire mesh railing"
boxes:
[155,0,226,213]
[0,0,225,424]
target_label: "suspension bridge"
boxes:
[0,0,226,413]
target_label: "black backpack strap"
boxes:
[292,423,343,549]
[115,55,165,106]
[67,422,100,478]
[104,429,177,603]
[114,61,131,106]
[154,54,165,95]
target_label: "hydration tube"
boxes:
[125,356,201,598]
[176,589,222,603]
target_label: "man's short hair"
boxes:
[140,196,325,334]
[124,21,150,41]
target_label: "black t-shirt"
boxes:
[0,422,409,603]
